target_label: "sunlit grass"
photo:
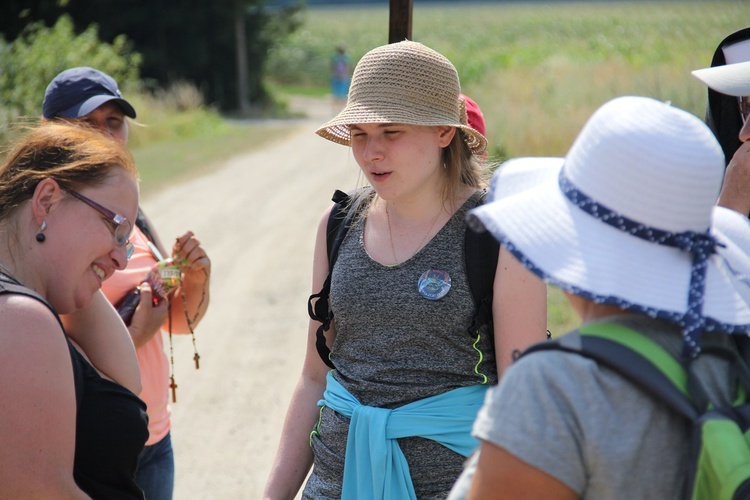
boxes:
[268,1,746,159]
[132,122,291,198]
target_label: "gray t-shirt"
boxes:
[449,315,738,499]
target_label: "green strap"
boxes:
[579,323,689,397]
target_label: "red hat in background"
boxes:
[461,93,486,137]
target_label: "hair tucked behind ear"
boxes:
[0,122,138,222]
[441,129,489,207]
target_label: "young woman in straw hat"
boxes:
[447,96,750,499]
[0,122,147,497]
[263,41,547,499]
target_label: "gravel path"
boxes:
[141,96,359,499]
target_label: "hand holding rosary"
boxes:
[148,236,209,403]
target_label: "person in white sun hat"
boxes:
[693,36,750,217]
[447,96,750,499]
[263,40,548,500]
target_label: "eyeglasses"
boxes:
[65,188,135,260]
[738,96,750,125]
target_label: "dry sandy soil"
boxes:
[141,96,360,499]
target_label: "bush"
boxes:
[0,14,141,129]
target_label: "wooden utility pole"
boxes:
[389,0,413,43]
[235,8,250,114]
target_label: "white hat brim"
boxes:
[470,157,750,331]
[692,60,750,97]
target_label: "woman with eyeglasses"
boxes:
[0,122,147,497]
[43,67,212,500]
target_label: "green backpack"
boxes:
[522,322,750,500]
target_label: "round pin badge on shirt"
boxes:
[418,269,452,300]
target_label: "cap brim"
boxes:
[692,61,750,97]
[468,157,750,331]
[58,95,137,119]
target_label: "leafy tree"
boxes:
[0,0,304,112]
[0,14,141,122]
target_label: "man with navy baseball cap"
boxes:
[43,67,136,120]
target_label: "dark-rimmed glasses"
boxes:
[738,96,750,125]
[65,188,135,260]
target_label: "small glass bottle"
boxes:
[147,258,182,305]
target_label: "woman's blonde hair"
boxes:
[441,129,489,206]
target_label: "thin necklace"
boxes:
[0,261,22,285]
[385,202,442,265]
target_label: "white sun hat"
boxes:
[712,206,750,297]
[468,96,750,358]
[692,60,750,97]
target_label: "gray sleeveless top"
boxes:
[329,190,497,405]
[303,191,497,499]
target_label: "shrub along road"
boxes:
[142,96,358,499]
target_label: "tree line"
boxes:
[0,0,303,114]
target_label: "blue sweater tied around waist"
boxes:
[319,371,489,500]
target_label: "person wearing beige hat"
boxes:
[263,41,547,500]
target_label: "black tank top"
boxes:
[0,277,148,499]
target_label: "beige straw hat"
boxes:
[316,40,487,155]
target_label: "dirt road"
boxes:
[141,97,359,499]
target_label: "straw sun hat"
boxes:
[316,40,487,155]
[468,96,750,358]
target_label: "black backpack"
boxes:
[308,188,500,369]
[522,322,750,500]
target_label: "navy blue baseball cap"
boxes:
[42,67,137,119]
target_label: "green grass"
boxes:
[131,122,291,198]
[547,286,581,337]
[267,0,747,158]
[117,83,299,196]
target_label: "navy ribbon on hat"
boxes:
[559,170,721,359]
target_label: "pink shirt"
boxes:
[101,227,171,446]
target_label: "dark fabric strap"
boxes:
[135,207,157,246]
[0,276,64,331]
[465,191,499,335]
[308,189,371,369]
[523,329,699,419]
[558,170,721,359]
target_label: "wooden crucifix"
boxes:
[389,0,413,43]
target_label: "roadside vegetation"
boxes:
[267,1,746,161]
[0,15,296,197]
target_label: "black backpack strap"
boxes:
[465,190,500,336]
[521,324,699,420]
[0,277,65,332]
[308,188,372,369]
[135,207,157,246]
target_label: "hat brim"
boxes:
[692,61,750,97]
[469,157,750,331]
[315,103,487,156]
[58,95,137,119]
